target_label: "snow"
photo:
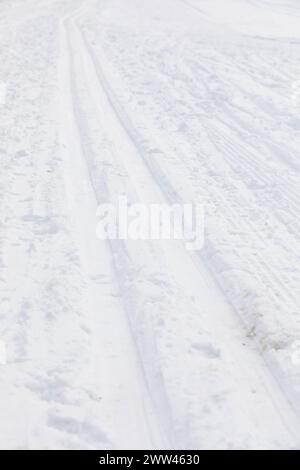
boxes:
[0,0,300,450]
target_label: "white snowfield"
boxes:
[0,0,300,450]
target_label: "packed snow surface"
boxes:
[0,0,300,450]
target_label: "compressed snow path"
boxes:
[0,0,300,450]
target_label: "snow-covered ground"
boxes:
[0,0,300,450]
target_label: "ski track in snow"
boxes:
[0,0,300,450]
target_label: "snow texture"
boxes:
[0,0,300,450]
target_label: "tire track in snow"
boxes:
[58,7,173,449]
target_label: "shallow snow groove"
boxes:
[0,0,300,450]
